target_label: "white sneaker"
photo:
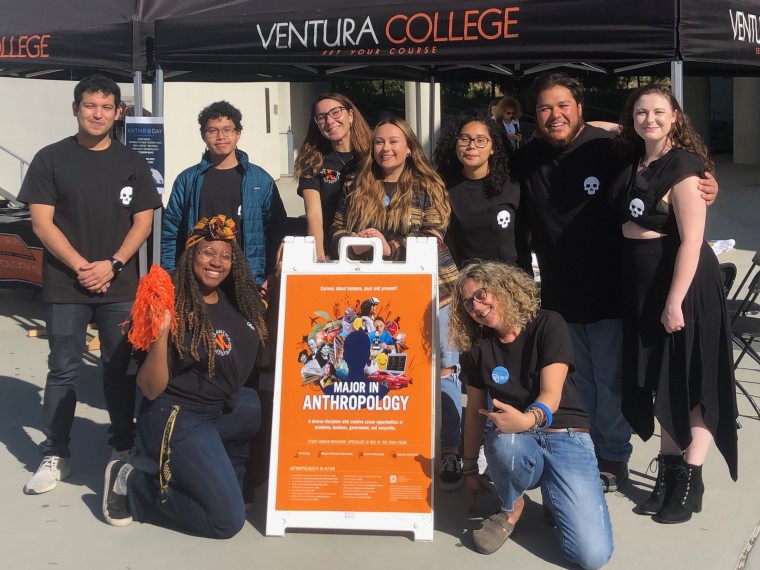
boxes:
[111,447,158,475]
[24,455,71,495]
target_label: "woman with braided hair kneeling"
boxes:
[102,215,267,538]
[450,261,613,568]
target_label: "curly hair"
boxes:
[343,116,450,234]
[294,92,372,180]
[172,239,267,377]
[494,96,522,121]
[448,260,539,353]
[434,112,510,198]
[197,101,243,134]
[617,83,714,173]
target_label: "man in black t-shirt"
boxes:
[511,73,632,490]
[512,73,717,492]
[18,75,161,495]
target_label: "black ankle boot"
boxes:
[637,454,683,515]
[653,462,704,524]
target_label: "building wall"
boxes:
[0,77,289,203]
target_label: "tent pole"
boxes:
[671,61,684,108]
[151,65,164,268]
[133,71,144,117]
[428,75,435,158]
[132,71,148,276]
[415,81,422,138]
[153,65,164,116]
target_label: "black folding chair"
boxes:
[730,271,760,419]
[720,262,737,299]
[727,250,760,316]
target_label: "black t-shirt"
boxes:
[298,151,358,253]
[609,148,703,234]
[18,136,161,303]
[198,165,244,248]
[164,290,261,405]
[446,176,521,266]
[512,125,623,323]
[460,310,588,430]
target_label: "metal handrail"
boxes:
[0,143,31,190]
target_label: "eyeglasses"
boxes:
[456,135,491,148]
[313,106,346,125]
[463,286,489,312]
[196,246,232,263]
[204,127,238,138]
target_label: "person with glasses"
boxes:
[162,100,286,297]
[295,93,372,261]
[103,215,267,538]
[331,116,460,492]
[450,261,613,567]
[435,112,525,270]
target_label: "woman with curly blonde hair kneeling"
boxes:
[450,261,613,568]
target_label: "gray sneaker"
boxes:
[24,455,71,495]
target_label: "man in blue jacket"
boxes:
[161,100,286,295]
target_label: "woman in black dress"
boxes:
[610,84,738,524]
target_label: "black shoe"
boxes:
[103,460,133,527]
[637,454,682,515]
[653,462,704,524]
[598,459,629,493]
[440,453,463,491]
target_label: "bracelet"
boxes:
[527,402,553,429]
[461,465,479,474]
[526,407,542,433]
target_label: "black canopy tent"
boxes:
[151,0,760,84]
[0,0,152,80]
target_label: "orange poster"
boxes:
[272,272,435,516]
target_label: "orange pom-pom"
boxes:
[127,265,177,351]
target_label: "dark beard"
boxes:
[540,120,585,149]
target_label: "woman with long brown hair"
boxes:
[295,93,372,261]
[610,83,738,524]
[331,116,462,490]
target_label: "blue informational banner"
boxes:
[124,117,165,194]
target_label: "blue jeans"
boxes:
[567,319,632,463]
[127,387,262,539]
[439,304,461,449]
[40,302,135,457]
[485,428,614,570]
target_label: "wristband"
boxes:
[461,464,479,474]
[527,402,553,429]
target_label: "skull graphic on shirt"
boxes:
[119,186,133,206]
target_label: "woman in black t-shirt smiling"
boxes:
[450,261,612,567]
[102,215,267,538]
[434,113,524,268]
[295,93,372,261]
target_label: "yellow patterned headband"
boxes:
[185,215,237,249]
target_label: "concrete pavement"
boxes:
[1,156,758,569]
